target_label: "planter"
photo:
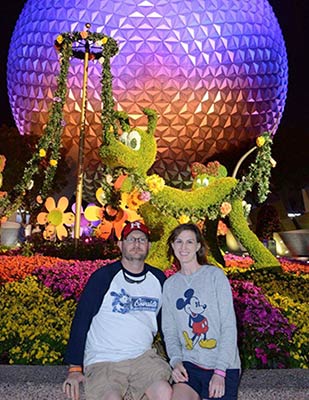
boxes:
[0,221,21,246]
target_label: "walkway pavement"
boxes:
[0,366,308,399]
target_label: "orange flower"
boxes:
[114,174,128,190]
[0,255,62,284]
[217,220,228,236]
[36,195,43,204]
[0,155,6,173]
[1,216,8,224]
[94,208,128,240]
[80,31,88,39]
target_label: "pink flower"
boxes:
[139,191,151,201]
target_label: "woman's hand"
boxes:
[208,373,225,398]
[172,362,189,383]
[62,371,85,400]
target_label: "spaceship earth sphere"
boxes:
[7,0,288,194]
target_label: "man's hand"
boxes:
[62,371,85,400]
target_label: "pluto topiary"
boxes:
[99,110,280,270]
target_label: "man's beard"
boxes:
[123,252,147,262]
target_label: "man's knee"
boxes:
[145,380,172,400]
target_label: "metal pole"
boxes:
[74,34,90,247]
[232,146,257,178]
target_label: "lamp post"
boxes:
[74,24,90,247]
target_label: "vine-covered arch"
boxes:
[0,25,119,219]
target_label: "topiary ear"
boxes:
[115,111,131,131]
[143,107,158,135]
[218,164,228,177]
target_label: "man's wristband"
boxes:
[214,369,226,378]
[68,366,83,373]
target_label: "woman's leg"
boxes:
[102,391,122,400]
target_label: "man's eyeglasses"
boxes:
[124,237,148,244]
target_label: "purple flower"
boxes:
[230,279,297,368]
[33,259,114,301]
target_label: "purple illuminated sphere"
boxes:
[7,0,288,192]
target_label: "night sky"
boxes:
[1,0,308,212]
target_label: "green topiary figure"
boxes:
[99,109,280,270]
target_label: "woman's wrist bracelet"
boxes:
[68,366,83,373]
[214,369,226,378]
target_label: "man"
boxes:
[63,220,172,400]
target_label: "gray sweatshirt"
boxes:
[162,265,241,371]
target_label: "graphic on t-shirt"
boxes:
[176,288,216,350]
[111,288,159,314]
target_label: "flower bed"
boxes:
[0,253,308,368]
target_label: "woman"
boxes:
[162,223,241,400]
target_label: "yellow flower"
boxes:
[102,37,108,44]
[39,149,46,157]
[256,136,265,147]
[56,35,64,44]
[96,187,106,205]
[145,174,165,194]
[120,193,142,221]
[37,196,75,240]
[49,159,58,167]
[178,215,190,224]
[126,189,145,211]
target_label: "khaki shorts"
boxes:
[84,349,172,400]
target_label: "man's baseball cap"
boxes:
[121,220,150,240]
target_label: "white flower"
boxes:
[105,174,113,184]
[242,200,252,217]
[27,180,34,190]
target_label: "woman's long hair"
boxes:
[167,223,208,270]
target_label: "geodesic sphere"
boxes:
[7,0,288,193]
